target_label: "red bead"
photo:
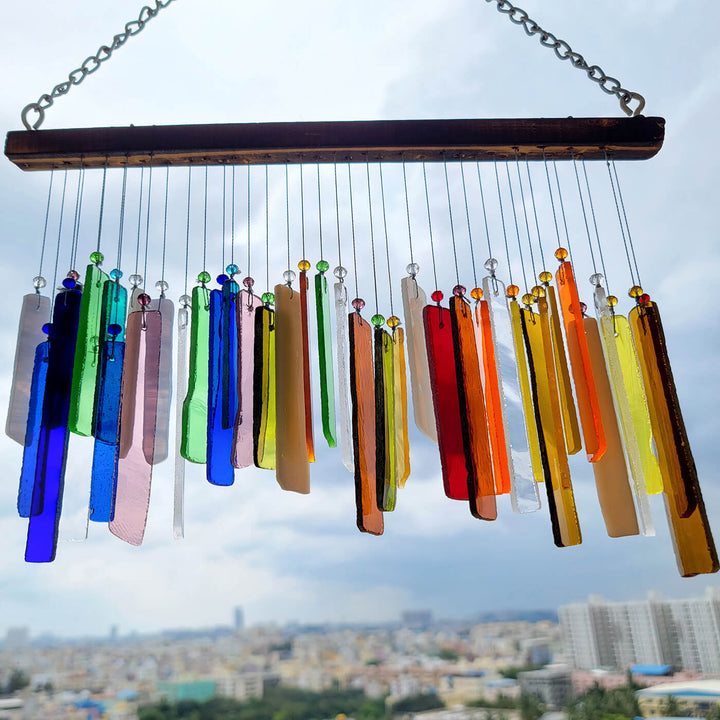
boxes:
[431,290,444,303]
[639,293,651,304]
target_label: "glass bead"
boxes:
[62,278,76,289]
[406,262,420,277]
[452,284,466,297]
[386,315,401,328]
[42,323,51,335]
[108,323,122,336]
[589,272,604,287]
[32,275,46,290]
[430,290,444,303]
[243,276,254,289]
[522,293,535,306]
[128,273,143,288]
[639,293,651,304]
[531,285,546,298]
[261,291,275,304]
[179,294,192,307]
[539,270,553,284]
[226,263,239,276]
[67,270,80,281]
[333,265,348,280]
[371,313,385,327]
[607,295,619,307]
[351,297,365,311]
[282,270,296,285]
[628,285,644,298]
[484,258,498,273]
[316,259,330,273]
[137,293,151,307]
[297,259,311,272]
[155,280,169,293]
[90,251,104,265]
[216,274,228,286]
[506,284,520,298]
[470,287,483,300]
[554,247,569,261]
[109,268,122,281]
[198,271,211,284]
[580,302,588,315]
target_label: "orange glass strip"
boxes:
[299,270,315,463]
[478,299,511,495]
[349,312,383,536]
[556,261,606,462]
[584,317,639,538]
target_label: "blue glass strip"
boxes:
[25,289,82,563]
[18,342,49,517]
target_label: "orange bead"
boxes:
[506,284,520,298]
[629,285,644,299]
[555,247,569,261]
[470,287,483,300]
[386,315,401,328]
[297,259,311,271]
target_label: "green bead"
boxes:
[371,313,385,327]
[262,292,275,304]
[316,259,330,273]
[90,251,104,265]
[197,271,211,284]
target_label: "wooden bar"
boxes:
[5,116,664,171]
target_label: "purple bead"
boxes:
[138,293,151,307]
[351,297,365,311]
[67,270,79,281]
[243,276,254,289]
[452,284,466,297]
[580,302,587,315]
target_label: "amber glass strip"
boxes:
[299,271,315,462]
[253,305,276,470]
[393,328,411,488]
[556,261,605,461]
[349,313,383,535]
[381,330,397,511]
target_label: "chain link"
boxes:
[21,0,177,130]
[485,0,646,117]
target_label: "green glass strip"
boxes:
[254,306,276,469]
[382,330,396,511]
[100,279,128,342]
[181,285,210,463]
[315,273,337,448]
[69,263,109,436]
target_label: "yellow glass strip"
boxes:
[255,307,276,470]
[393,328,411,488]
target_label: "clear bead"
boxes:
[333,265,348,280]
[128,274,143,288]
[155,280,169,294]
[32,275,46,290]
[179,294,192,307]
[405,262,420,277]
[282,270,296,285]
[484,258,498,273]
[589,273,604,287]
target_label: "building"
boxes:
[518,665,573,709]
[234,607,244,632]
[636,679,720,717]
[559,588,720,672]
[401,610,433,630]
[3,628,29,649]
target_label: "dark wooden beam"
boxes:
[5,116,664,171]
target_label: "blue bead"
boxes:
[108,323,122,337]
[216,274,229,286]
[110,268,123,281]
[42,323,51,335]
[226,263,239,276]
[62,278,76,289]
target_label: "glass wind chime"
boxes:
[6,150,716,580]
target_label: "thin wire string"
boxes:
[347,164,359,299]
[116,162,128,272]
[300,164,306,262]
[317,164,324,262]
[37,169,55,281]
[50,169,69,316]
[95,165,108,254]
[70,167,85,272]
[378,164,395,318]
[247,165,251,279]
[231,165,236,269]
[604,152,637,288]
[612,157,642,287]
[221,165,226,271]
[143,163,154,286]
[334,161,343,271]
[581,158,609,290]
[505,162,529,291]
[459,163,478,291]
[552,161,574,264]
[134,166,145,276]
[160,165,169,291]
[422,162,439,293]
[184,166,191,297]
[402,159,415,267]
[525,159,547,271]
[265,165,269,293]
[285,164,291,275]
[365,161,380,315]
[571,153,598,275]
[542,150,562,251]
[443,159,461,286]
[493,161,513,285]
[202,165,208,273]
[514,151,537,281]
[476,163,493,263]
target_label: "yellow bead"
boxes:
[506,284,520,298]
[522,293,535,306]
[531,285,546,298]
[298,259,311,272]
[628,285,644,299]
[386,315,401,328]
[539,271,553,284]
[607,295,619,307]
[555,247,569,261]
[470,287,483,300]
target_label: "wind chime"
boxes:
[4,0,716,578]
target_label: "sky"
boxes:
[0,0,719,638]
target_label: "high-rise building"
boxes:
[234,606,245,632]
[4,627,29,649]
[559,587,720,673]
[401,610,433,630]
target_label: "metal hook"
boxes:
[21,103,44,131]
[620,92,646,117]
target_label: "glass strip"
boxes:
[174,303,189,539]
[315,273,337,448]
[253,305,276,469]
[393,328,411,488]
[299,270,315,462]
[334,281,354,471]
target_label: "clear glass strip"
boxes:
[174,303,189,539]
[334,281,354,471]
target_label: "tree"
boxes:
[5,669,30,694]
[391,693,444,713]
[518,692,546,720]
[661,694,682,717]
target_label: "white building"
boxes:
[559,587,720,672]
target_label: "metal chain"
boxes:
[484,0,646,117]
[21,0,177,130]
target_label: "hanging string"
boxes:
[571,152,598,276]
[160,165,169,291]
[459,164,478,291]
[116,162,129,272]
[581,159,609,290]
[514,151,537,281]
[364,161,380,315]
[202,165,209,274]
[37,169,55,282]
[95,164,108,255]
[285,164,291,275]
[265,165,270,293]
[604,152,637,288]
[347,164,359,299]
[231,165,236,269]
[542,150,562,251]
[221,165,227,271]
[422,162,439,293]
[402,159,415,267]
[184,166,191,297]
[552,161,574,264]
[317,164,324,261]
[378,164,395,319]
[476,163,494,263]
[69,167,85,272]
[611,157,643,288]
[525,159,547,272]
[504,162,530,294]
[134,166,145,277]
[143,162,154,286]
[50,169,69,315]
[300,164,307,262]
[334,161,343,271]
[493,161,513,285]
[247,165,251,280]
[442,159,461,286]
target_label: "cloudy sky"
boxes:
[0,0,718,638]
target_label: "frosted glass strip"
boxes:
[334,281,354,472]
[147,298,174,464]
[174,304,189,538]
